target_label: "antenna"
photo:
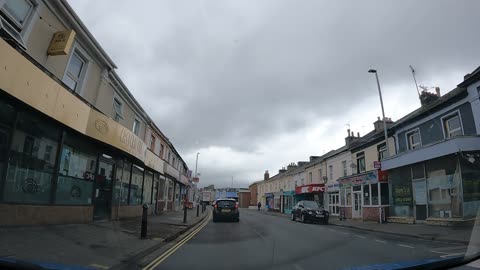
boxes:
[409,65,421,99]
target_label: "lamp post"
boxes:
[195,152,200,177]
[368,69,389,158]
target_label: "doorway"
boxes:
[352,192,362,218]
[413,179,427,222]
[93,155,115,220]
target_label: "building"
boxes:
[383,75,480,225]
[238,189,251,208]
[0,0,190,225]
[249,179,262,207]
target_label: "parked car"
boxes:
[213,198,240,222]
[291,200,329,224]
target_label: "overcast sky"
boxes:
[69,0,480,188]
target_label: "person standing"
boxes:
[257,201,262,211]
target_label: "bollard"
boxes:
[183,203,187,223]
[141,203,149,239]
[196,204,200,217]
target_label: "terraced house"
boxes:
[0,0,190,225]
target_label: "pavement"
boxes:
[0,207,208,270]
[148,209,478,270]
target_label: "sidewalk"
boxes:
[0,208,208,269]
[248,209,479,245]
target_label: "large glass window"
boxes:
[4,111,60,204]
[113,160,130,206]
[129,165,144,205]
[389,167,413,217]
[363,184,370,205]
[461,152,480,217]
[371,184,379,205]
[56,135,97,205]
[380,183,389,205]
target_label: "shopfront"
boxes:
[326,182,340,216]
[294,184,325,206]
[281,190,295,214]
[338,170,389,222]
[265,193,274,210]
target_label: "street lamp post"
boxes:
[195,152,200,177]
[368,69,389,158]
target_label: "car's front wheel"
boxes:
[301,214,306,223]
[291,212,296,221]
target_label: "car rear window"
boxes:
[217,200,235,207]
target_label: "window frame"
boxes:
[328,165,333,180]
[112,97,124,121]
[308,172,313,184]
[63,46,89,93]
[0,0,35,31]
[342,160,347,176]
[132,118,141,136]
[150,135,156,151]
[405,128,422,150]
[441,111,464,139]
[356,152,366,174]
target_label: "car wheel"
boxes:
[291,213,296,221]
[301,214,306,223]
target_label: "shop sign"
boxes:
[295,184,325,194]
[338,170,378,187]
[326,182,339,192]
[265,193,274,198]
[192,177,199,183]
[374,161,381,169]
[48,30,76,55]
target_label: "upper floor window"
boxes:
[132,118,140,136]
[113,98,123,121]
[329,165,333,180]
[443,113,463,138]
[319,168,323,179]
[308,172,313,183]
[150,135,156,150]
[64,50,87,92]
[342,161,347,176]
[160,144,164,157]
[356,152,366,174]
[378,143,388,159]
[407,130,421,150]
[172,156,176,166]
[1,0,34,31]
[168,152,171,163]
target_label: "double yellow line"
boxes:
[143,212,211,270]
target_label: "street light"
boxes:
[195,152,200,177]
[368,69,390,158]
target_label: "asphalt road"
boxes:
[153,209,468,270]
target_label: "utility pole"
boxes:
[409,65,421,104]
[368,69,390,158]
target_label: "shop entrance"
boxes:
[93,155,114,220]
[352,192,362,218]
[413,179,427,222]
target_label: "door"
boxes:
[352,192,362,218]
[413,179,427,222]
[93,156,115,220]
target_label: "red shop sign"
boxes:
[295,184,325,194]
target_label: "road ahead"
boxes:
[152,209,467,270]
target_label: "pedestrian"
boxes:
[257,202,261,211]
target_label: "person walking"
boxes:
[257,202,262,211]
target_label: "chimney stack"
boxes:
[374,117,394,132]
[357,132,360,137]
[264,170,269,181]
[435,87,441,96]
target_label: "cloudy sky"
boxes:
[69,0,480,188]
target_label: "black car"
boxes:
[213,198,239,222]
[291,200,329,224]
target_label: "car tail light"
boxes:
[214,203,217,209]
[235,202,239,209]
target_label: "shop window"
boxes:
[389,167,413,216]
[442,113,463,138]
[3,111,60,204]
[371,184,379,205]
[426,155,461,218]
[143,172,153,204]
[363,184,370,205]
[461,152,480,217]
[167,180,173,201]
[56,144,96,205]
[356,153,366,173]
[113,160,130,206]
[411,163,425,180]
[129,165,144,205]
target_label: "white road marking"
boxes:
[328,229,336,232]
[375,239,387,244]
[440,253,465,258]
[397,244,415,249]
[293,263,305,270]
[354,235,367,239]
[341,232,349,235]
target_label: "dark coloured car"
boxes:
[291,200,329,224]
[213,199,239,222]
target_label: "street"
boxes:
[149,209,468,270]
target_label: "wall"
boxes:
[0,204,93,225]
[397,102,477,153]
[325,151,352,181]
[249,183,258,206]
[305,161,326,185]
[352,139,390,173]
[467,80,480,134]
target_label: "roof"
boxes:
[391,87,467,130]
[458,66,480,87]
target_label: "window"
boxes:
[380,183,389,205]
[113,98,123,121]
[172,157,176,166]
[371,184,379,205]
[356,153,366,173]
[318,168,322,180]
[150,135,156,151]
[1,0,34,30]
[378,143,387,160]
[363,184,370,205]
[132,118,140,136]
[443,113,463,138]
[160,144,164,157]
[407,130,421,150]
[342,161,347,176]
[129,165,144,205]
[308,172,313,184]
[64,50,87,92]
[168,152,171,163]
[329,165,333,180]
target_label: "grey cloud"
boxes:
[69,0,480,185]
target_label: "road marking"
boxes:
[354,235,367,239]
[293,263,305,270]
[375,239,387,244]
[143,212,211,270]
[440,253,465,258]
[341,232,349,235]
[397,244,415,249]
[89,264,109,269]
